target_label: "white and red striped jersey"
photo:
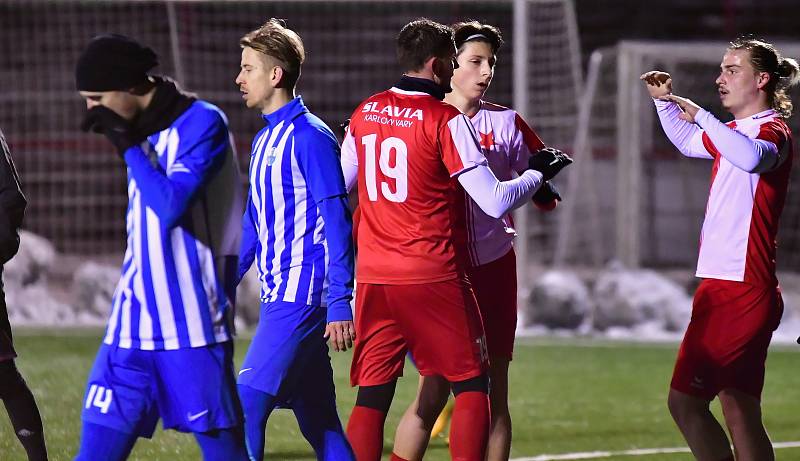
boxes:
[464,102,545,266]
[341,86,486,284]
[655,102,793,286]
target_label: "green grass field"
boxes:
[2,331,799,461]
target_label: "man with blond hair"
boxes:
[643,36,799,461]
[235,19,355,461]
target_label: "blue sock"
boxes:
[194,426,248,461]
[74,421,137,461]
[293,398,354,461]
[292,361,354,461]
[237,384,278,461]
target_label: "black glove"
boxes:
[532,180,562,205]
[528,147,573,181]
[80,106,142,155]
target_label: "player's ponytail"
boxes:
[776,57,800,85]
[730,36,799,118]
[773,57,800,118]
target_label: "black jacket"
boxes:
[0,130,26,265]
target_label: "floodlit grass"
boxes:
[1,331,799,460]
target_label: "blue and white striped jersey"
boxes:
[104,101,244,350]
[238,97,354,321]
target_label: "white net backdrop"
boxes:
[561,41,800,270]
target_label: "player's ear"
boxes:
[271,66,285,88]
[425,55,440,75]
[756,71,770,90]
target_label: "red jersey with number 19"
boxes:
[341,86,486,284]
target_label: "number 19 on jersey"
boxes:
[362,134,408,203]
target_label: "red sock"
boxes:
[346,406,387,461]
[390,454,411,461]
[449,391,490,461]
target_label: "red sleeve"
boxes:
[700,132,720,159]
[439,111,485,176]
[515,113,545,152]
[510,113,545,172]
[514,115,557,210]
[756,120,789,148]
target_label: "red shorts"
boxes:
[350,278,488,387]
[671,279,783,401]
[467,248,517,360]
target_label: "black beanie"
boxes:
[75,34,159,91]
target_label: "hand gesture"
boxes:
[528,147,573,182]
[658,94,701,123]
[324,320,356,352]
[640,71,672,99]
[80,106,141,155]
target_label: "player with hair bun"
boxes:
[642,36,798,461]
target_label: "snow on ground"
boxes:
[3,233,800,346]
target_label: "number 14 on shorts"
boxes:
[85,383,113,414]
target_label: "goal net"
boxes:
[0,0,582,268]
[558,40,800,271]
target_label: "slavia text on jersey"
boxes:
[362,102,423,128]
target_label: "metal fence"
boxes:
[12,1,796,273]
[2,0,582,258]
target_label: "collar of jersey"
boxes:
[261,96,308,127]
[735,108,777,125]
[392,75,446,100]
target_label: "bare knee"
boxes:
[415,376,450,426]
[668,389,709,426]
[719,389,762,433]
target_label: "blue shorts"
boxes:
[237,301,333,405]
[81,342,241,437]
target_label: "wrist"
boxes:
[122,145,149,165]
[693,108,712,128]
[654,98,673,108]
[326,301,353,323]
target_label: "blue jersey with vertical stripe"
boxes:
[238,97,353,313]
[104,101,244,350]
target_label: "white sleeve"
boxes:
[695,108,783,173]
[654,99,712,159]
[340,127,358,192]
[457,164,543,219]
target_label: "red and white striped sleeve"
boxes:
[510,112,546,172]
[439,112,487,177]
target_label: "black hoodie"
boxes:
[0,130,26,265]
